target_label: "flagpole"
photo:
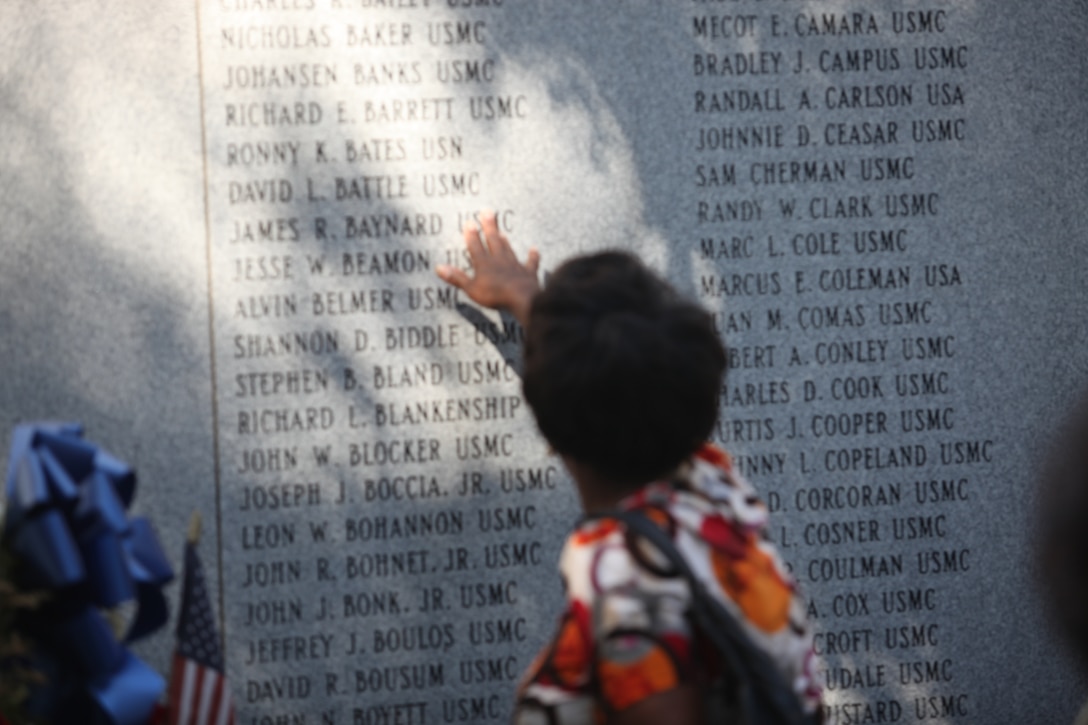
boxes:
[188,512,202,546]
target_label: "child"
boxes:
[437,212,822,724]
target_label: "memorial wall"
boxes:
[4,1,1088,723]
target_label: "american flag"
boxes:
[168,541,235,725]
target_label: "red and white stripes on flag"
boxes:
[168,541,236,725]
[169,653,235,725]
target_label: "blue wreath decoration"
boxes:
[2,423,175,725]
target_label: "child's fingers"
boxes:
[436,265,473,291]
[463,220,486,260]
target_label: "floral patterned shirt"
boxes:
[513,444,822,723]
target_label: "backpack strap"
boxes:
[610,509,813,725]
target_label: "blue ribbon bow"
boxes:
[3,423,174,725]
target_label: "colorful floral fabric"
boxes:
[513,444,822,724]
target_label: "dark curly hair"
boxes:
[522,251,726,485]
[1037,390,1088,672]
